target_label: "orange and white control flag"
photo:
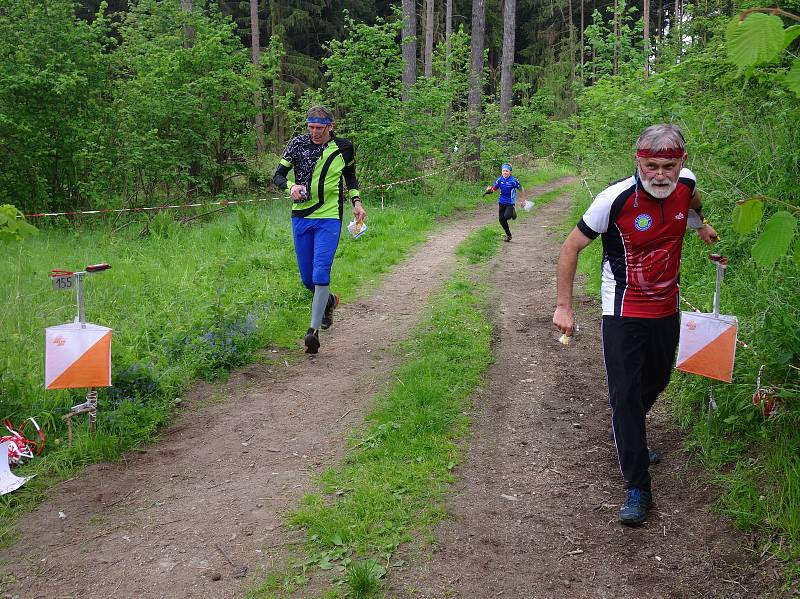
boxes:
[676,312,737,383]
[45,323,112,390]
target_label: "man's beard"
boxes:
[640,176,677,199]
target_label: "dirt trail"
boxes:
[390,186,784,598]
[0,179,571,599]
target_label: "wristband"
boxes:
[692,201,705,222]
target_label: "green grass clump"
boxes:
[346,560,385,599]
[456,227,502,264]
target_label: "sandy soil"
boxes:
[0,177,786,599]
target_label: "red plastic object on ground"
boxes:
[1,418,45,466]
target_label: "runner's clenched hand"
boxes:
[290,184,307,201]
[553,305,576,336]
[697,223,718,245]
[353,199,366,223]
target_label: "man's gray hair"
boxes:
[307,105,334,122]
[636,124,686,152]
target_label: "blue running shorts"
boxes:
[291,217,342,290]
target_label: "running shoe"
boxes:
[321,294,339,330]
[619,488,652,525]
[304,328,320,354]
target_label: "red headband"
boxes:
[636,148,686,159]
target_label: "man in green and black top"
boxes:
[273,105,367,354]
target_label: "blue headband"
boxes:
[502,163,512,171]
[307,117,332,125]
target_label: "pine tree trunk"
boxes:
[644,0,650,77]
[567,0,575,80]
[613,0,619,76]
[580,0,584,82]
[592,0,597,85]
[657,0,664,63]
[270,1,284,143]
[250,0,265,155]
[402,0,417,102]
[499,0,515,124]
[446,0,453,67]
[424,0,434,77]
[467,0,485,181]
[181,0,198,196]
[445,0,453,129]
[180,0,195,47]
[675,0,681,60]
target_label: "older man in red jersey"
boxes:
[553,124,718,525]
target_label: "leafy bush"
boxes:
[0,205,37,243]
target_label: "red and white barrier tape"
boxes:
[20,151,546,218]
[364,150,534,192]
[363,166,452,192]
[22,197,285,219]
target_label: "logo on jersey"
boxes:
[675,212,685,220]
[634,213,653,231]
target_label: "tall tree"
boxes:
[180,0,195,47]
[180,0,199,194]
[467,0,485,181]
[499,0,515,123]
[250,0,265,154]
[643,0,650,77]
[567,0,575,80]
[424,0,434,77]
[270,0,284,142]
[613,0,619,75]
[401,0,417,102]
[446,0,453,70]
[580,0,584,81]
[445,0,453,128]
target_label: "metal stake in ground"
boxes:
[707,254,727,420]
[46,263,113,443]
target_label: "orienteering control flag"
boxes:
[45,323,112,389]
[675,311,738,383]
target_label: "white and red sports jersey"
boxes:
[577,169,696,318]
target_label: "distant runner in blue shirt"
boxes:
[485,163,524,242]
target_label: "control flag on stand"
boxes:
[676,312,738,383]
[45,323,112,390]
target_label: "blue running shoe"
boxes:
[619,488,652,525]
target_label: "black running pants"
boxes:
[602,314,680,492]
[499,204,516,236]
